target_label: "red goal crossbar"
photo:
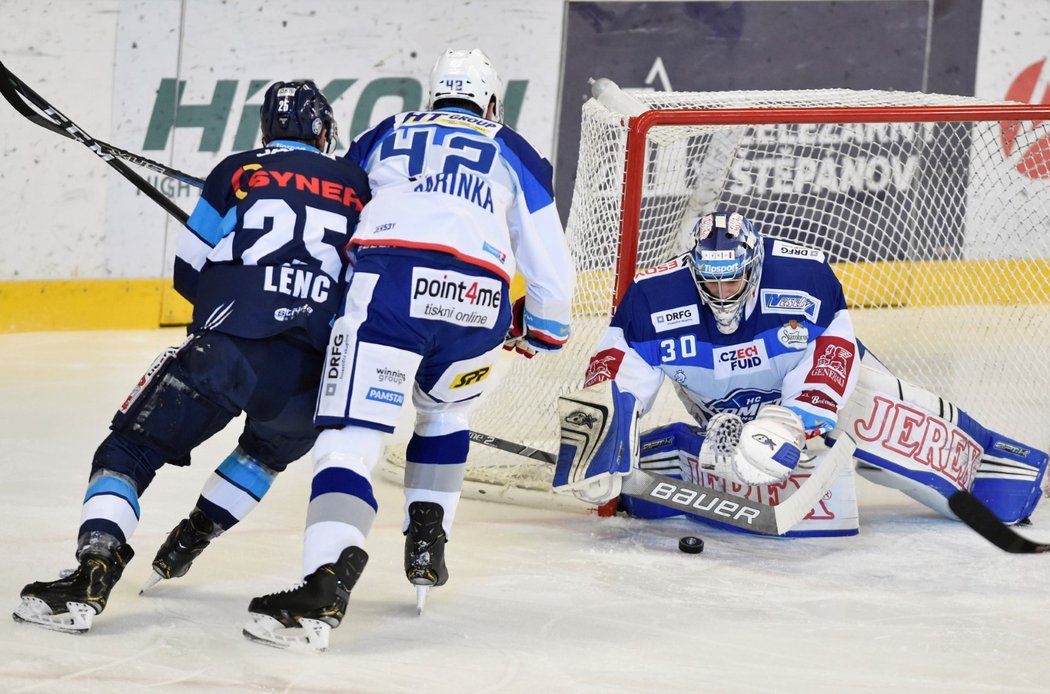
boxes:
[615,104,1050,306]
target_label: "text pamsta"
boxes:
[232,167,364,210]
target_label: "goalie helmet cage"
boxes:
[383,83,1050,509]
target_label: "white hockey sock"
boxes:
[196,448,277,530]
[78,470,140,547]
[302,427,385,576]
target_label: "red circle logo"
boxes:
[1002,59,1050,179]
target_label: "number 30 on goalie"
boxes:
[552,380,640,504]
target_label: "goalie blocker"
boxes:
[552,380,640,504]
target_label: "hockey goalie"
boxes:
[553,210,1048,536]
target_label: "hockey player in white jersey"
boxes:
[554,210,1047,538]
[243,49,574,651]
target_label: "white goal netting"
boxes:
[385,84,1050,509]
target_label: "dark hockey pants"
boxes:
[92,330,324,494]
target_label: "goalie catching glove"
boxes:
[552,380,640,504]
[696,405,806,487]
[503,297,564,359]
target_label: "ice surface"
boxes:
[1,330,1048,693]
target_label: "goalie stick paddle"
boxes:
[0,59,202,224]
[948,491,1050,554]
[621,434,856,535]
[469,429,856,536]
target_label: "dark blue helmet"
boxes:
[260,80,337,153]
[689,210,764,334]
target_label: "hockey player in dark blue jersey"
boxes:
[553,210,1047,538]
[243,49,574,651]
[13,81,371,634]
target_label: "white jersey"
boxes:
[346,107,573,346]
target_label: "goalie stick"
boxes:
[948,491,1050,554]
[468,429,857,535]
[467,430,556,464]
[0,59,202,224]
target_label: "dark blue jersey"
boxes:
[175,140,371,351]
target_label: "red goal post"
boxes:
[382,82,1050,509]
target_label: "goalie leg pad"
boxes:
[843,363,1045,522]
[553,381,639,504]
[622,423,704,519]
[970,432,1048,524]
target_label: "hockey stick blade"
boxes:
[469,429,855,535]
[0,59,200,224]
[0,60,203,187]
[948,491,1050,554]
[622,434,855,535]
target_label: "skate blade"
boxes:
[12,597,94,634]
[415,585,430,615]
[139,571,164,595]
[242,613,330,653]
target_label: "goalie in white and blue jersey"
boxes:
[244,49,574,651]
[553,210,1047,538]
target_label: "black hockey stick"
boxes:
[948,491,1050,554]
[468,430,556,464]
[0,59,204,186]
[0,59,202,224]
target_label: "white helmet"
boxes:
[428,48,504,122]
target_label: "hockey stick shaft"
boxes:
[948,491,1050,554]
[0,60,201,224]
[468,430,556,464]
[469,428,856,535]
[0,60,204,187]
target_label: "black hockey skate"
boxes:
[243,546,368,652]
[13,542,134,633]
[141,508,219,593]
[404,501,448,614]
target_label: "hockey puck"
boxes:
[678,535,704,554]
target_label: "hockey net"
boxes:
[384,83,1050,509]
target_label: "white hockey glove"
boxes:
[696,406,805,487]
[503,297,563,359]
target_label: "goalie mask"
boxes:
[689,211,764,334]
[260,80,338,154]
[428,48,505,123]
